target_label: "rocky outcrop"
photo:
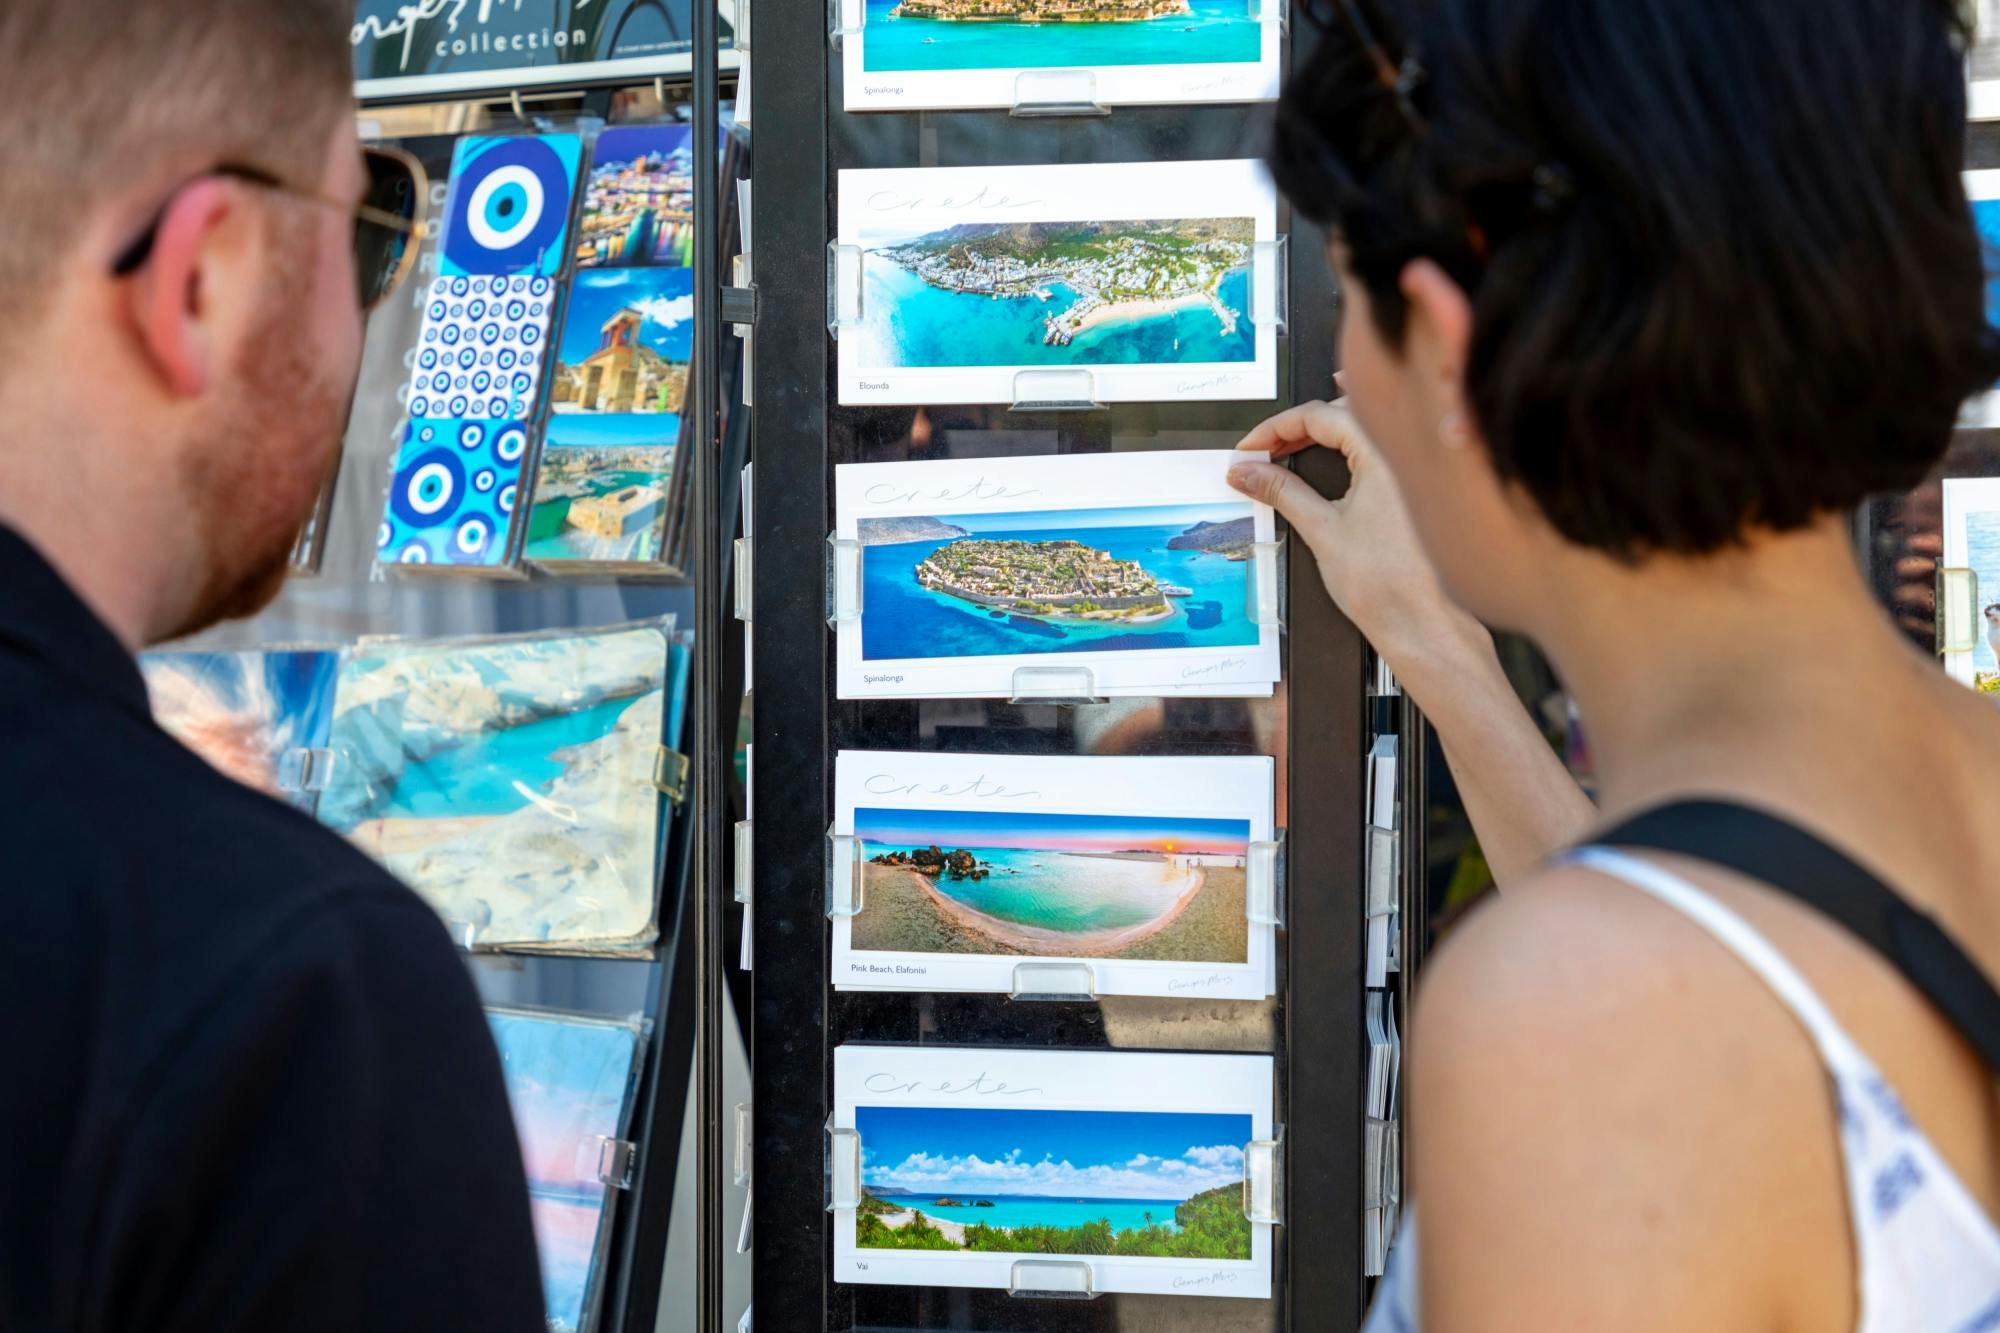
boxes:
[1167,516,1254,556]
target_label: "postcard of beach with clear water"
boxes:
[833,1045,1274,1297]
[836,161,1279,406]
[838,0,1280,112]
[832,751,1275,998]
[140,650,340,813]
[316,624,673,951]
[834,450,1279,699]
[488,1007,646,1333]
[1942,477,2000,692]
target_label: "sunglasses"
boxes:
[111,145,430,311]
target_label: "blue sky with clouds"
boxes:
[858,1106,1250,1200]
[558,268,695,367]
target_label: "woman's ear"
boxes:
[1400,257,1478,449]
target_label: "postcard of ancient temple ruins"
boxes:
[835,161,1280,406]
[832,1044,1275,1298]
[836,0,1281,113]
[831,751,1276,999]
[834,449,1280,699]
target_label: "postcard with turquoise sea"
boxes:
[837,161,1279,406]
[836,451,1280,699]
[488,1007,645,1333]
[833,751,1276,997]
[316,623,673,951]
[839,0,1279,111]
[140,649,340,812]
[525,415,681,568]
[834,1045,1275,1297]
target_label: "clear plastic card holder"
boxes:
[731,253,756,339]
[1251,0,1290,35]
[1247,538,1286,632]
[828,0,863,47]
[1007,1259,1098,1301]
[826,827,865,918]
[654,747,691,806]
[826,535,864,627]
[737,1185,755,1255]
[1010,960,1099,1001]
[733,537,755,623]
[592,1135,639,1190]
[1366,825,1400,920]
[825,1120,863,1212]
[738,1306,753,1333]
[1243,1128,1285,1225]
[1362,1117,1387,1208]
[276,746,336,796]
[1010,368,1104,413]
[1009,663,1105,706]
[1251,238,1291,334]
[733,1102,753,1188]
[1246,831,1287,928]
[1370,655,1401,697]
[1009,70,1110,119]
[734,819,755,905]
[1939,567,1980,655]
[446,919,480,952]
[734,0,752,51]
[827,243,864,336]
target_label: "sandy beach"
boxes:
[852,863,1249,963]
[1058,287,1213,339]
[878,1208,967,1243]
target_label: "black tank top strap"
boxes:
[1591,799,2000,1075]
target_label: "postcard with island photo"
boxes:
[1942,477,2000,693]
[832,751,1275,998]
[836,160,1280,406]
[838,0,1280,112]
[487,1006,647,1333]
[315,622,675,952]
[140,649,340,813]
[834,450,1280,699]
[833,1045,1275,1298]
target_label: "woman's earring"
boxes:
[1439,408,1471,449]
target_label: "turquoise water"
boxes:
[858,259,1253,369]
[859,519,1258,660]
[871,1194,1184,1233]
[862,0,1258,71]
[870,845,1194,931]
[379,696,638,819]
[1969,512,2000,672]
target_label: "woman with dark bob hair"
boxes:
[1226,0,2000,1325]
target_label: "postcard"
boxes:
[377,418,534,569]
[140,649,339,812]
[1976,0,2000,120]
[577,125,696,268]
[832,751,1275,998]
[836,161,1280,406]
[523,418,681,567]
[316,624,673,951]
[1965,172,2000,427]
[487,1006,646,1333]
[833,1045,1274,1298]
[1942,477,2000,692]
[552,269,693,415]
[404,275,556,422]
[838,0,1280,112]
[835,450,1279,699]
[438,133,583,278]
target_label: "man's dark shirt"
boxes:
[0,526,545,1332]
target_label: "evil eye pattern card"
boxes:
[439,133,583,278]
[406,275,554,421]
[377,419,531,569]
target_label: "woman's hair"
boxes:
[1273,0,2000,558]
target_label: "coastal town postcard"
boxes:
[832,1045,1275,1298]
[316,622,677,952]
[835,161,1280,406]
[1942,477,2000,692]
[838,0,1280,112]
[834,450,1281,699]
[832,751,1276,998]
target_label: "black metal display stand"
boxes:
[745,4,1373,1325]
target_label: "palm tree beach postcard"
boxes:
[833,1045,1275,1298]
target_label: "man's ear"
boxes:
[123,178,260,399]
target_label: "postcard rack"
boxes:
[746,0,1380,1326]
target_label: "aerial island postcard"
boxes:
[835,450,1280,698]
[316,624,673,950]
[839,0,1280,111]
[488,1007,646,1333]
[833,751,1276,997]
[140,649,340,812]
[833,1045,1275,1297]
[836,161,1279,405]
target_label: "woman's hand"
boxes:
[1225,398,1486,667]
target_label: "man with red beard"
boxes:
[0,5,543,1329]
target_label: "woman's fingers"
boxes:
[1235,399,1375,470]
[1226,459,1337,541]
